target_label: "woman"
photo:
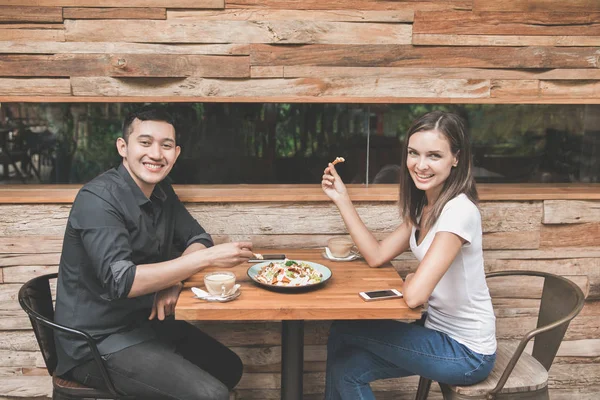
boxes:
[321,111,496,399]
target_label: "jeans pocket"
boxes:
[464,353,495,385]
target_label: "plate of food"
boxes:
[247,260,332,292]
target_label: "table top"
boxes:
[175,249,423,321]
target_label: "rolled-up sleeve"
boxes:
[70,189,136,300]
[172,196,214,250]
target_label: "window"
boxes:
[1,103,597,185]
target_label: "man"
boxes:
[54,105,253,399]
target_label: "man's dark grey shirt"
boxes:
[54,164,213,375]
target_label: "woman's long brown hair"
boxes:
[398,111,478,231]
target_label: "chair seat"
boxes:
[53,374,118,398]
[447,343,548,396]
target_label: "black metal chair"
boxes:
[415,270,585,400]
[18,272,134,400]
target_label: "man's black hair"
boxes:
[121,105,176,143]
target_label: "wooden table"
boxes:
[176,249,422,400]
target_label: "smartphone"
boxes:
[248,254,287,262]
[359,289,403,301]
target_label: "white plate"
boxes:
[322,247,361,261]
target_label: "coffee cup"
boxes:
[327,237,355,258]
[204,271,236,296]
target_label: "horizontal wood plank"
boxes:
[491,79,540,99]
[0,184,598,204]
[0,202,540,237]
[63,7,166,19]
[0,0,223,7]
[70,76,490,98]
[486,258,600,299]
[473,0,600,13]
[413,33,600,47]
[65,19,412,45]
[250,66,284,78]
[0,41,249,55]
[0,6,62,22]
[543,200,600,224]
[540,223,600,248]
[0,54,250,78]
[225,0,472,11]
[414,11,600,36]
[0,26,64,41]
[250,45,600,69]
[0,78,69,95]
[283,66,600,80]
[541,80,600,98]
[168,9,413,22]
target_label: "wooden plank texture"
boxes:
[0,0,223,7]
[541,80,600,98]
[63,7,166,19]
[283,66,600,80]
[0,78,69,95]
[0,54,250,78]
[413,34,600,47]
[414,11,600,36]
[543,200,600,224]
[250,45,600,68]
[70,76,490,98]
[473,0,600,13]
[540,223,600,248]
[491,80,540,99]
[168,9,413,22]
[65,20,412,45]
[0,184,598,204]
[0,26,65,41]
[225,0,472,11]
[0,6,62,22]
[0,41,249,55]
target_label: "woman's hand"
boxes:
[149,282,183,320]
[321,163,348,203]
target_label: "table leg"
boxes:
[281,320,303,400]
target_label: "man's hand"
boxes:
[149,282,183,320]
[204,242,254,268]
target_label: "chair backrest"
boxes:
[487,271,585,371]
[534,273,585,370]
[18,272,59,376]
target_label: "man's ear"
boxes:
[174,145,181,162]
[116,137,127,158]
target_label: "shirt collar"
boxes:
[117,163,167,206]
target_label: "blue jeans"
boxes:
[325,319,496,400]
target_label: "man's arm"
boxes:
[128,241,253,298]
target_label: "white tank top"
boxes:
[410,194,497,355]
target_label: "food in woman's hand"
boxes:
[332,157,345,165]
[253,253,264,260]
[255,260,323,286]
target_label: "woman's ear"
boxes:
[453,150,460,167]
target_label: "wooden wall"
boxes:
[0,0,599,103]
[0,199,599,399]
[1,0,599,398]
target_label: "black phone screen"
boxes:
[365,290,397,298]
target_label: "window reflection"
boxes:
[0,103,597,185]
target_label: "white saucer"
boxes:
[322,247,361,262]
[191,286,241,302]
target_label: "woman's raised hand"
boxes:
[322,163,348,202]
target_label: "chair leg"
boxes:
[416,376,432,400]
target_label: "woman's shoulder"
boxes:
[442,193,480,216]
